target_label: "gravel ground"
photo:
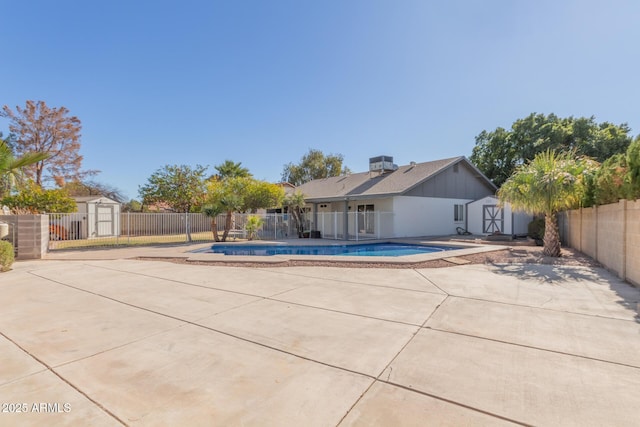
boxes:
[168,245,600,269]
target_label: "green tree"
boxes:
[498,150,597,257]
[1,100,97,186]
[471,113,632,186]
[281,149,351,186]
[0,135,49,198]
[203,177,284,242]
[626,136,640,200]
[139,164,208,242]
[243,180,285,213]
[282,191,307,237]
[122,199,143,212]
[1,181,77,214]
[592,154,628,205]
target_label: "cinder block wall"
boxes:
[560,200,639,287]
[626,200,640,286]
[0,214,49,260]
[580,207,597,260]
[596,203,625,278]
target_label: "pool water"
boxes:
[196,242,460,257]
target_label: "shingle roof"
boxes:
[297,156,487,201]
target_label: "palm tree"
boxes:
[213,160,251,180]
[498,150,596,257]
[0,138,49,198]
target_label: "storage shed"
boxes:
[467,195,532,236]
[71,196,121,238]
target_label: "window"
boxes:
[454,204,464,222]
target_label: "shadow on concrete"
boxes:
[490,263,640,323]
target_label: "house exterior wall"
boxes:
[313,198,394,239]
[404,163,494,200]
[467,196,532,235]
[392,196,473,237]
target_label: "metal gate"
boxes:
[483,205,503,233]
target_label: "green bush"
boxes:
[244,215,264,241]
[0,240,15,272]
[528,217,545,245]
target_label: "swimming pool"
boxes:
[194,242,461,257]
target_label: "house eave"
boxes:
[304,193,402,204]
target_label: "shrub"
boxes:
[528,217,545,245]
[0,240,14,272]
[1,181,76,213]
[244,215,264,241]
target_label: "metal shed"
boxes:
[71,196,121,239]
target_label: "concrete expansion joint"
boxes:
[27,269,382,380]
[430,327,640,371]
[376,379,532,427]
[414,269,449,295]
[455,294,640,324]
[0,330,128,426]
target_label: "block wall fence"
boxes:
[0,214,49,260]
[559,199,640,287]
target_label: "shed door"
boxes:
[483,205,503,233]
[96,205,114,236]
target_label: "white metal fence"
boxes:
[47,211,394,250]
[310,211,394,240]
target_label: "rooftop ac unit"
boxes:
[369,155,398,173]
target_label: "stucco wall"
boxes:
[559,200,640,287]
[393,196,473,237]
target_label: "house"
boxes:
[296,155,498,239]
[466,195,532,237]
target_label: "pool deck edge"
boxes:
[43,237,510,265]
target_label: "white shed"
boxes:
[72,196,121,239]
[466,196,532,236]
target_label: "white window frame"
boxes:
[454,204,464,223]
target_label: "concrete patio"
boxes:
[1,253,639,426]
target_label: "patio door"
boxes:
[357,204,375,234]
[483,205,503,233]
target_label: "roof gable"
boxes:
[72,195,120,204]
[297,156,496,201]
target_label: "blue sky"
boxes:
[2,0,639,200]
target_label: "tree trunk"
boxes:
[292,208,303,237]
[221,211,232,242]
[185,212,192,243]
[210,218,220,242]
[543,213,561,257]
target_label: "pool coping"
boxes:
[182,238,508,265]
